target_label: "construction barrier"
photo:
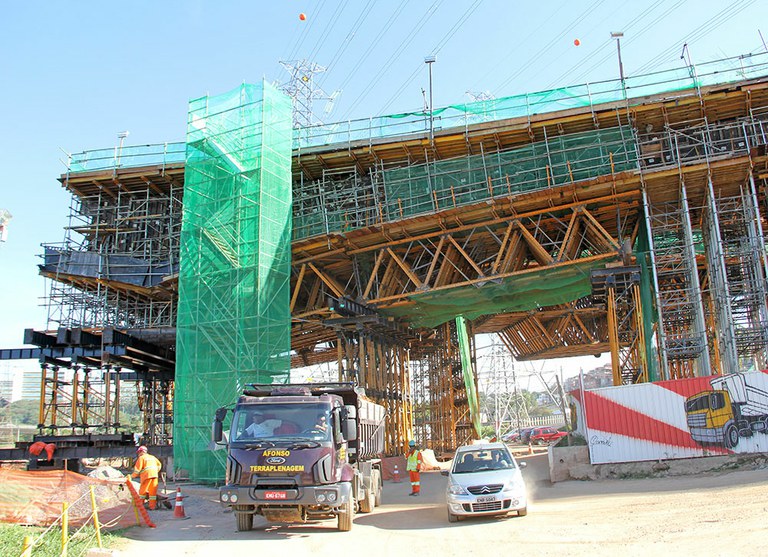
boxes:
[0,469,138,529]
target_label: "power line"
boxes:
[492,0,607,96]
[317,0,379,87]
[376,0,485,116]
[330,0,410,113]
[542,0,667,89]
[305,0,351,65]
[339,1,445,120]
[548,0,684,88]
[634,0,756,75]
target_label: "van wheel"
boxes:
[338,497,353,531]
[235,506,253,531]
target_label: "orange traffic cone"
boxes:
[393,464,401,483]
[173,487,190,520]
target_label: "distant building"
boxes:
[564,364,613,392]
[0,361,42,402]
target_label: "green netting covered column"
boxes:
[175,82,293,482]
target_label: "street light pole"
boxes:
[610,32,625,97]
[116,130,130,167]
[424,55,436,144]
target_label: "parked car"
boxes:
[528,427,567,445]
[441,442,527,523]
[501,427,533,443]
[520,427,536,444]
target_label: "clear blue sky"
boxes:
[0,0,764,365]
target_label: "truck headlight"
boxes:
[221,493,229,502]
[317,493,326,502]
[327,492,337,502]
[230,494,238,503]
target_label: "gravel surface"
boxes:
[115,453,768,557]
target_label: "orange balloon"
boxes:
[573,39,581,46]
[299,13,306,21]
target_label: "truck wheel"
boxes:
[724,423,739,449]
[235,506,254,531]
[359,486,374,513]
[373,470,382,507]
[338,497,354,531]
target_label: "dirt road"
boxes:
[118,453,768,557]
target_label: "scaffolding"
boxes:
[645,188,710,379]
[174,82,294,482]
[410,323,476,455]
[16,50,768,465]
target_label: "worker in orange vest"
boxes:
[406,439,423,496]
[131,445,162,510]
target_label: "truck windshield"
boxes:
[231,403,332,443]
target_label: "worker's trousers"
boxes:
[139,477,159,510]
[409,471,421,494]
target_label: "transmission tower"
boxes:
[465,90,495,102]
[0,209,11,244]
[279,60,339,129]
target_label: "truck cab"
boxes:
[212,383,384,531]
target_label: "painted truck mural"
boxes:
[569,371,768,465]
[686,374,768,448]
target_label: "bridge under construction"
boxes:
[3,52,768,481]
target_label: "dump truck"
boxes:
[212,382,385,531]
[686,373,768,449]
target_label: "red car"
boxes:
[528,427,567,445]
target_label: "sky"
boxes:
[0,0,765,378]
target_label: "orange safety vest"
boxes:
[133,453,161,481]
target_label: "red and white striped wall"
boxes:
[569,371,768,464]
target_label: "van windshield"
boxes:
[231,403,332,443]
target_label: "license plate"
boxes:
[265,491,287,500]
[476,495,497,503]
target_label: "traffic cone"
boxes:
[173,487,190,520]
[528,442,534,455]
[393,464,401,483]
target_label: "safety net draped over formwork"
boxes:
[456,316,481,437]
[175,82,293,482]
[381,259,610,329]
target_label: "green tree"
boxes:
[9,400,39,425]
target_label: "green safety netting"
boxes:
[380,259,611,329]
[174,82,293,482]
[66,52,767,173]
[380,126,636,221]
[456,316,481,438]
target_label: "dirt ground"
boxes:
[116,453,768,557]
